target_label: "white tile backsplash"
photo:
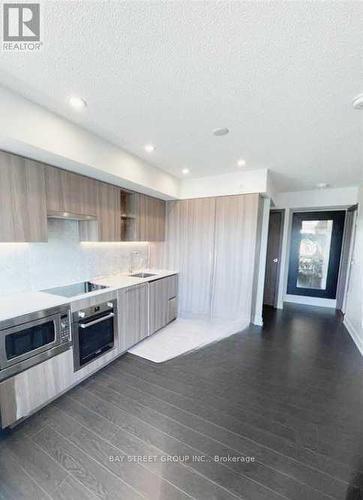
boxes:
[0,220,149,296]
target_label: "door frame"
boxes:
[263,209,285,308]
[287,210,346,299]
[339,205,358,313]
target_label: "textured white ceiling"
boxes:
[1,0,362,192]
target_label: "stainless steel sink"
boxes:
[130,272,157,278]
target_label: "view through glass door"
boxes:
[287,211,345,299]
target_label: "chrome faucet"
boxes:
[129,251,142,274]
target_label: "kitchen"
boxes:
[0,2,362,499]
[0,149,263,429]
[0,151,181,427]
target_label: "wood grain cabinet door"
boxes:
[0,152,47,242]
[120,191,137,241]
[121,192,165,242]
[165,198,216,317]
[0,350,73,428]
[211,194,260,321]
[166,274,178,299]
[44,165,64,212]
[45,166,97,217]
[149,278,169,335]
[118,284,149,352]
[80,182,121,241]
[134,193,148,241]
[79,175,98,217]
[149,275,177,335]
[133,193,166,241]
[148,196,166,241]
[45,166,80,213]
[62,171,82,214]
[98,182,121,241]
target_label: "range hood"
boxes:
[47,210,97,221]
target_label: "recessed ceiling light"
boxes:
[69,96,87,110]
[182,168,190,175]
[213,127,229,136]
[352,94,363,109]
[144,144,155,153]
[316,182,329,189]
[237,159,246,167]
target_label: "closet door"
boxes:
[166,198,215,318]
[211,194,260,322]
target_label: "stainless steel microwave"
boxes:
[0,304,71,381]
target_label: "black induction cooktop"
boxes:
[43,281,108,298]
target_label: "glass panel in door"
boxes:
[297,219,333,290]
[287,211,345,299]
[78,315,114,367]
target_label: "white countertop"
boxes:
[92,269,177,288]
[0,292,70,323]
[0,270,177,323]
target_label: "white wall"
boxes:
[0,220,149,296]
[276,208,291,309]
[0,86,273,202]
[0,86,274,202]
[179,169,268,199]
[344,186,363,354]
[274,186,359,209]
[0,85,179,199]
[253,197,271,325]
[274,187,359,310]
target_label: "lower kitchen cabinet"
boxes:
[118,283,149,351]
[0,350,74,428]
[149,275,178,335]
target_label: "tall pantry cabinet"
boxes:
[163,194,261,323]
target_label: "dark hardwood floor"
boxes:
[1,303,362,499]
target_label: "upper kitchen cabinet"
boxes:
[80,181,121,241]
[146,195,166,241]
[45,166,120,242]
[121,191,165,241]
[0,151,47,242]
[97,182,121,241]
[0,151,165,243]
[45,166,97,217]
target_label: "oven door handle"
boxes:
[79,312,115,329]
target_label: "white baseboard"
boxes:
[343,316,363,356]
[284,294,337,308]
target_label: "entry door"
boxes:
[264,211,284,307]
[287,211,345,299]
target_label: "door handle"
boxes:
[79,313,114,329]
[273,258,279,263]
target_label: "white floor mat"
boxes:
[128,317,248,363]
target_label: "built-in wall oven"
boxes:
[0,305,71,381]
[73,300,117,371]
